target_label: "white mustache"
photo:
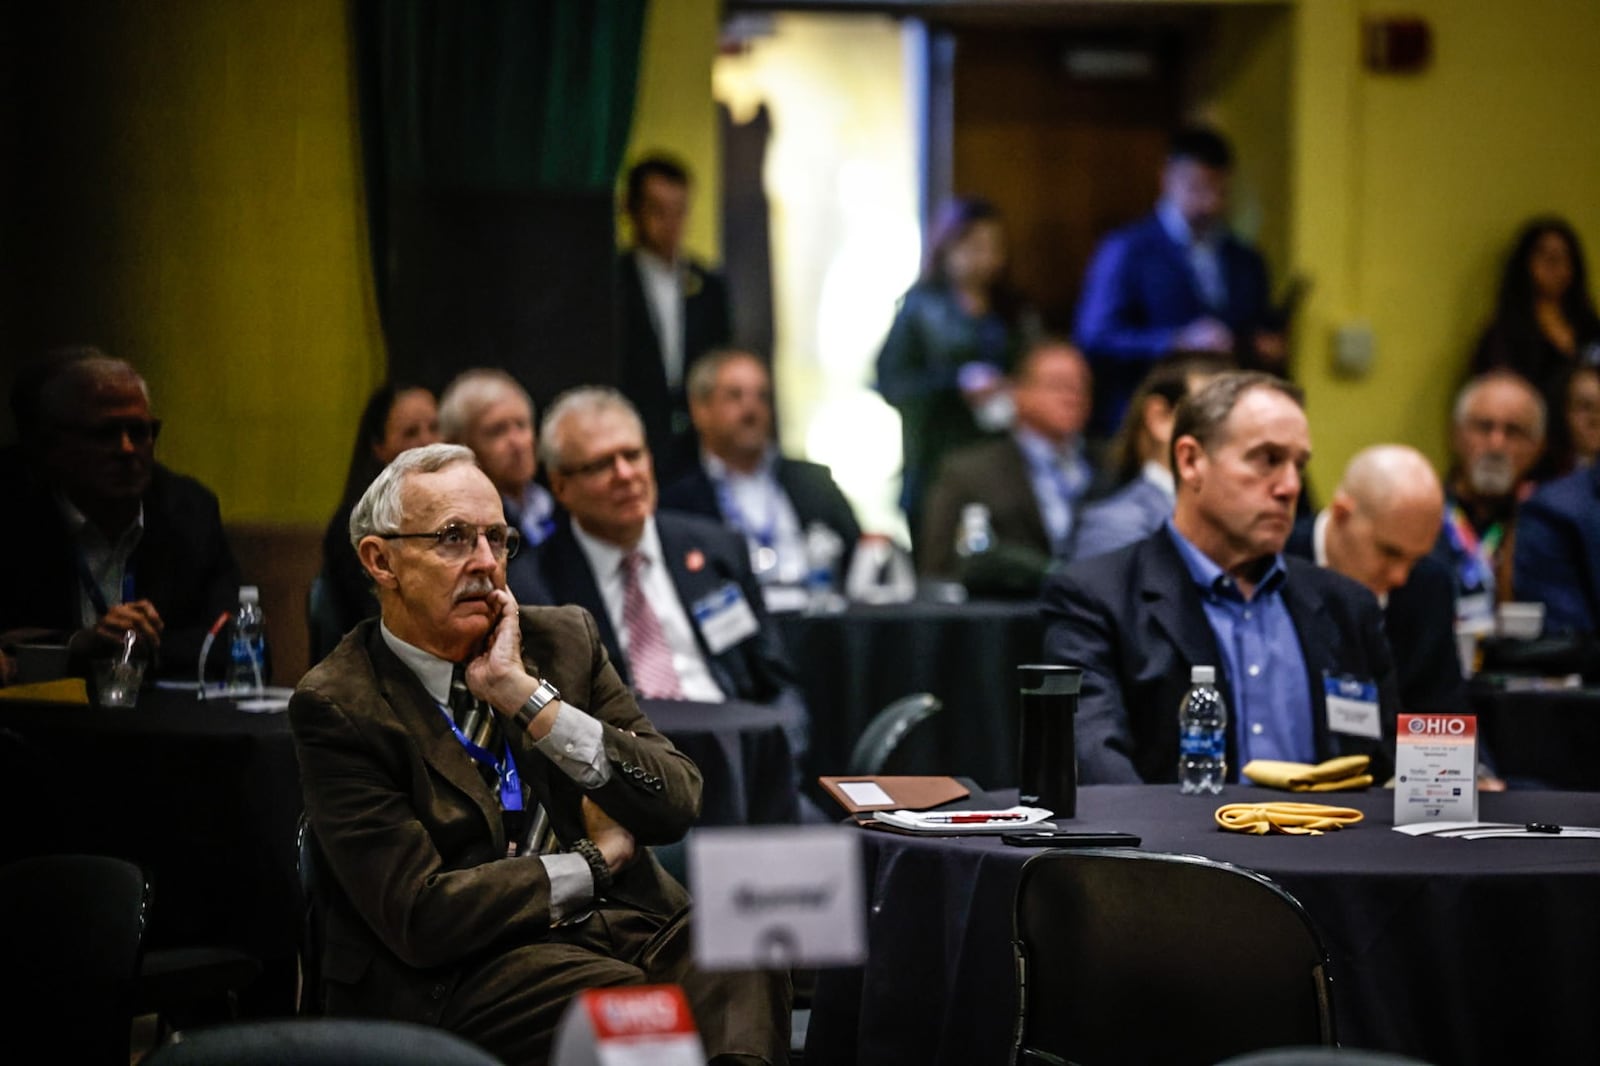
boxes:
[453,578,496,603]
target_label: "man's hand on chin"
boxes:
[466,589,538,713]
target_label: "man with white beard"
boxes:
[1429,371,1546,625]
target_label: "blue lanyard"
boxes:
[436,705,524,812]
[74,548,135,616]
[712,474,779,550]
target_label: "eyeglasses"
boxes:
[62,418,162,447]
[378,522,521,561]
[561,445,648,480]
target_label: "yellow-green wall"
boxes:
[623,0,722,262]
[66,1,385,525]
[1287,0,1600,490]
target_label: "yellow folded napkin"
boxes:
[1243,754,1373,792]
[1215,802,1364,836]
[0,677,90,705]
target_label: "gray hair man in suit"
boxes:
[291,442,788,1064]
[1043,372,1400,784]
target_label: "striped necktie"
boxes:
[619,550,686,699]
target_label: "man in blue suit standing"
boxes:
[1075,126,1285,434]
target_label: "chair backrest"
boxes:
[848,692,942,775]
[1012,848,1335,1066]
[0,854,148,1062]
[143,1018,502,1065]
[306,574,346,664]
[296,815,328,1015]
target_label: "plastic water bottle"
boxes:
[955,503,994,559]
[803,522,846,615]
[1178,665,1227,794]
[226,586,267,697]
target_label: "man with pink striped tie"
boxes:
[534,387,807,759]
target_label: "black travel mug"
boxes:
[1017,664,1082,819]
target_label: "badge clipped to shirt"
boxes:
[692,581,760,655]
[1323,673,1382,740]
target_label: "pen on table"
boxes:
[922,813,1030,824]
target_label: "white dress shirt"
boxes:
[57,493,144,627]
[702,448,808,583]
[379,622,607,920]
[634,249,685,389]
[570,516,725,703]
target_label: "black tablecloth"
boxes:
[806,785,1600,1066]
[643,698,802,825]
[0,688,302,1010]
[774,600,1042,786]
[1471,680,1600,789]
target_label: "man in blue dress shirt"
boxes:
[1074,126,1285,434]
[1042,372,1399,784]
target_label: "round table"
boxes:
[774,599,1042,785]
[642,698,803,825]
[806,784,1600,1066]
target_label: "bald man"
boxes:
[1288,445,1465,713]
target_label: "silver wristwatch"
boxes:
[513,678,561,731]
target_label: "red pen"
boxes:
[922,813,1030,824]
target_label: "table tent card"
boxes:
[1393,713,1478,826]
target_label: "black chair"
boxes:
[143,1018,502,1065]
[296,814,329,1015]
[306,575,346,665]
[134,943,262,1037]
[1218,1050,1435,1066]
[0,854,148,1064]
[847,692,942,775]
[1012,849,1335,1066]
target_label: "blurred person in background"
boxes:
[1073,353,1230,561]
[1075,125,1282,435]
[1561,360,1600,470]
[876,197,1039,541]
[1472,216,1600,478]
[1432,371,1546,623]
[319,382,440,639]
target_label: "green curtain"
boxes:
[356,0,647,338]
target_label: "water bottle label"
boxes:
[1179,727,1225,759]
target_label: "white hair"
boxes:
[1452,371,1547,442]
[349,442,478,549]
[538,386,644,472]
[437,368,533,442]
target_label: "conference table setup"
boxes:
[774,597,1043,783]
[804,784,1600,1066]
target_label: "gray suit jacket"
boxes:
[1071,474,1173,562]
[291,607,700,1026]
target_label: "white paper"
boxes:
[1393,821,1600,840]
[689,826,865,970]
[1325,694,1383,739]
[836,781,895,806]
[871,805,1054,834]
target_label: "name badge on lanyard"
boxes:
[1323,673,1382,739]
[692,581,761,655]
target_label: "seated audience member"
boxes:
[1288,446,1464,713]
[1514,460,1600,635]
[1563,360,1600,470]
[533,387,806,752]
[1470,216,1600,479]
[1074,125,1284,434]
[661,349,860,586]
[0,352,242,677]
[1073,353,1229,561]
[919,339,1111,589]
[319,383,440,639]
[439,369,557,605]
[292,443,787,1064]
[1041,372,1399,784]
[1431,371,1546,623]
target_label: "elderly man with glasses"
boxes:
[0,349,242,678]
[291,442,789,1065]
[531,387,807,758]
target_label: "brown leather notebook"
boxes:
[818,775,971,816]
